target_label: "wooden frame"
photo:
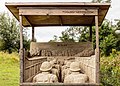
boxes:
[6,2,110,86]
[19,7,98,16]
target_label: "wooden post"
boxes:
[20,16,23,49]
[89,26,92,42]
[95,15,100,84]
[32,27,35,41]
[19,15,24,83]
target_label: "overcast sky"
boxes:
[0,0,120,42]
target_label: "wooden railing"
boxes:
[23,54,47,82]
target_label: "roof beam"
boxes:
[24,15,33,27]
[19,9,33,27]
[19,8,98,16]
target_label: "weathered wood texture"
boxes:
[19,15,24,83]
[24,55,47,82]
[5,2,110,27]
[19,8,98,16]
[19,16,23,49]
[95,16,100,83]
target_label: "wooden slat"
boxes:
[19,8,98,16]
[25,62,41,70]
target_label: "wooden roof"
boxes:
[5,2,110,27]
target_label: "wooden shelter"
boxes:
[5,2,110,86]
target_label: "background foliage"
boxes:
[0,13,30,53]
[100,51,120,86]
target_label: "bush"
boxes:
[100,53,120,86]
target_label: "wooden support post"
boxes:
[89,26,92,42]
[32,27,35,41]
[20,16,23,49]
[95,15,100,84]
[19,15,24,83]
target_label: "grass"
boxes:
[0,52,19,86]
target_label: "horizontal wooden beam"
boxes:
[19,8,98,16]
[23,23,96,27]
[20,83,99,86]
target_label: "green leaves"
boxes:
[92,0,111,3]
[0,13,30,53]
[100,54,120,86]
[100,34,118,56]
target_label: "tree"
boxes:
[114,20,120,51]
[89,20,118,56]
[92,0,111,3]
[51,26,89,42]
[0,13,30,53]
[49,35,59,42]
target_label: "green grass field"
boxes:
[0,52,19,86]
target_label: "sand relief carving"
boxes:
[64,62,88,83]
[30,48,94,57]
[29,42,94,57]
[33,61,58,83]
[33,58,89,83]
[62,61,72,82]
[31,43,93,83]
[49,58,60,81]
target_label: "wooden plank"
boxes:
[95,15,100,84]
[5,2,111,7]
[19,8,98,16]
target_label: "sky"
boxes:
[0,0,120,42]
